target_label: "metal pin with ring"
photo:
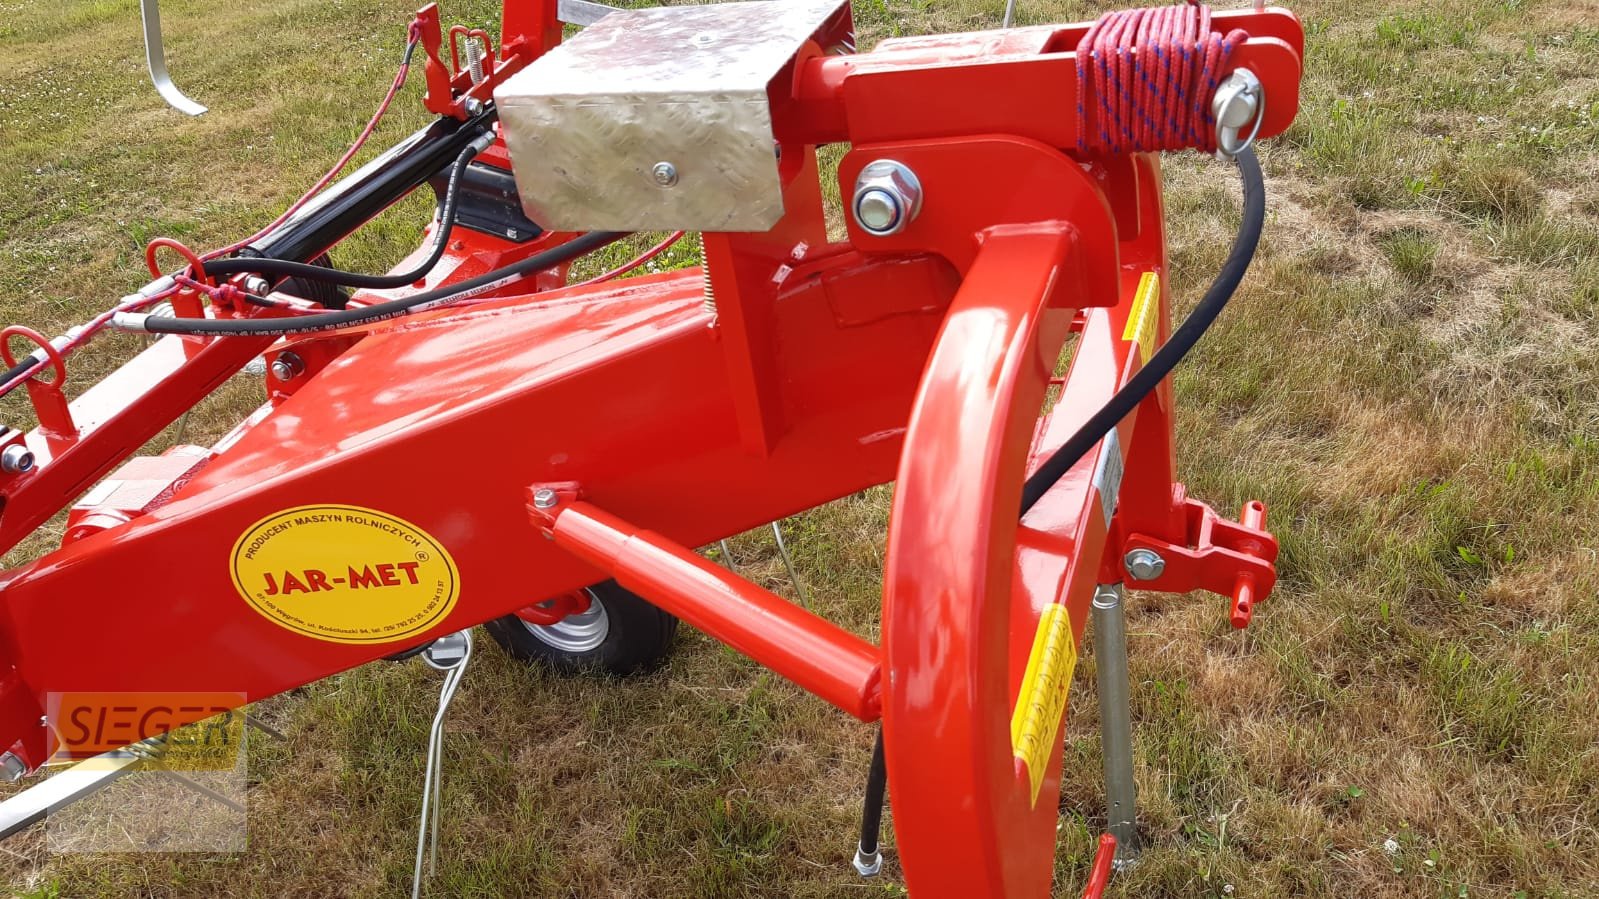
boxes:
[1213,68,1266,161]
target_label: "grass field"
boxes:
[2,0,1598,895]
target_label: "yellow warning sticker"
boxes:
[230,505,460,644]
[1121,272,1161,367]
[1011,603,1079,805]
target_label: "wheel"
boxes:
[484,580,677,676]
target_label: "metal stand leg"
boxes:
[412,630,472,899]
[1091,584,1140,868]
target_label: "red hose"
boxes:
[202,30,423,262]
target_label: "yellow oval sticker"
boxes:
[230,505,460,644]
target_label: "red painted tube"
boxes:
[1231,500,1269,629]
[546,501,883,720]
[1080,834,1118,899]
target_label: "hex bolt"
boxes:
[269,352,305,383]
[651,161,679,188]
[463,96,486,118]
[243,275,271,297]
[532,488,559,510]
[1124,548,1166,581]
[851,160,923,237]
[0,444,35,474]
[0,752,26,783]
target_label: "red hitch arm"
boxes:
[1116,491,1280,629]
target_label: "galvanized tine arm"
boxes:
[769,521,811,609]
[412,630,473,899]
[139,0,207,116]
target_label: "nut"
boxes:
[851,160,923,237]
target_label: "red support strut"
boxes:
[531,492,884,722]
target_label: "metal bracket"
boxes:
[139,0,207,116]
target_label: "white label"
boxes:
[1092,428,1123,524]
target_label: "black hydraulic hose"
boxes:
[0,358,33,388]
[1019,146,1265,516]
[853,147,1266,862]
[202,139,485,290]
[127,230,628,337]
[856,731,888,864]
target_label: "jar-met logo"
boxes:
[230,505,460,644]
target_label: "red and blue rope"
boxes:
[1075,2,1249,155]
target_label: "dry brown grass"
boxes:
[2,0,1598,896]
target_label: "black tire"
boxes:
[484,580,677,676]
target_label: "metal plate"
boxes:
[555,0,615,27]
[494,0,849,232]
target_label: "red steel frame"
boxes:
[0,3,1302,895]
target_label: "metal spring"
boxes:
[464,38,486,85]
[699,234,717,316]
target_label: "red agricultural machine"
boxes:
[0,0,1303,895]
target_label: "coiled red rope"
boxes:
[1074,2,1248,155]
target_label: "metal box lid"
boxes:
[493,0,849,233]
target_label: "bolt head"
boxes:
[0,752,26,783]
[651,161,679,188]
[269,352,304,383]
[1,444,35,474]
[243,276,271,296]
[1124,548,1166,581]
[463,97,486,117]
[854,188,902,234]
[532,488,559,510]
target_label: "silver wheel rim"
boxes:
[521,590,610,653]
